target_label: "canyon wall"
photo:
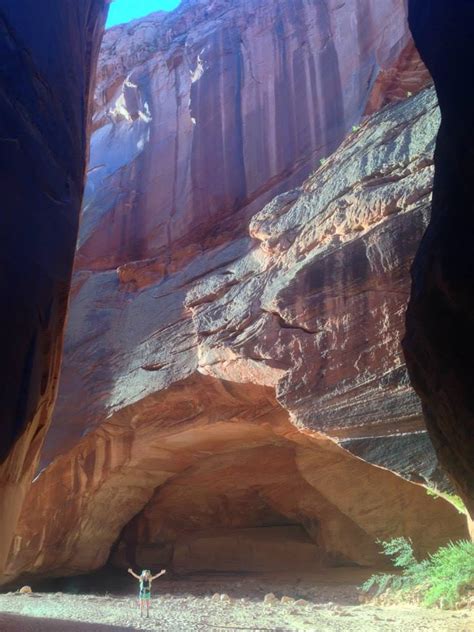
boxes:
[46,0,432,469]
[404,0,474,520]
[0,1,108,573]
[4,0,466,584]
[6,83,469,583]
[75,0,430,275]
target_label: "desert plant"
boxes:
[361,537,474,609]
[422,540,474,607]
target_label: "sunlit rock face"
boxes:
[5,81,468,584]
[404,0,474,521]
[45,0,433,467]
[75,0,429,274]
[0,0,108,573]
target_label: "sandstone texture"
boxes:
[46,0,433,467]
[0,1,108,573]
[75,0,428,275]
[5,76,469,584]
[364,39,432,116]
[404,0,474,521]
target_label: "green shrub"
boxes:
[361,537,474,609]
[423,540,474,607]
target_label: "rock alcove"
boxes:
[5,375,467,584]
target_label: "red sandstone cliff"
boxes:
[8,87,468,581]
[47,0,432,465]
[0,1,108,574]
[5,0,461,584]
[76,0,431,275]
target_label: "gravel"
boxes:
[0,573,472,631]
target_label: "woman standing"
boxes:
[127,567,166,618]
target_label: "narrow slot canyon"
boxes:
[1,0,474,630]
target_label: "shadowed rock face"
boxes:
[5,83,469,585]
[404,0,474,518]
[0,2,108,572]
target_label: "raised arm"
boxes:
[127,568,141,580]
[151,569,166,580]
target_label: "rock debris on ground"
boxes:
[0,573,472,631]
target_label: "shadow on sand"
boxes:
[0,613,133,631]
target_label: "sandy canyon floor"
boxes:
[0,571,472,631]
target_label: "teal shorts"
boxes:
[139,589,151,600]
